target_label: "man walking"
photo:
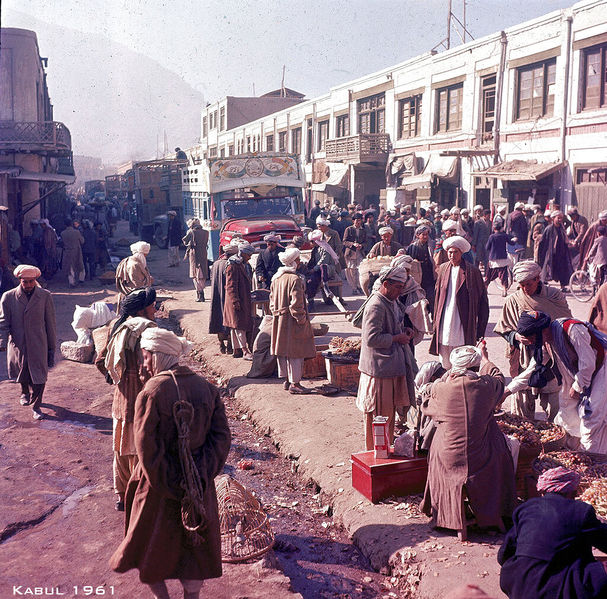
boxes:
[61,219,85,287]
[342,213,366,294]
[0,265,56,420]
[167,210,182,267]
[182,218,209,302]
[406,225,436,312]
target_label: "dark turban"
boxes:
[516,310,551,337]
[112,287,156,334]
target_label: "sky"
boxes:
[4,0,579,103]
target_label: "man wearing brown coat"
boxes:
[269,247,316,394]
[430,236,489,369]
[182,218,209,302]
[0,264,56,420]
[223,242,255,360]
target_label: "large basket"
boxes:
[358,256,392,277]
[215,475,274,563]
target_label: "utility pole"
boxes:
[281,65,286,97]
[463,0,466,43]
[447,0,452,49]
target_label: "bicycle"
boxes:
[569,264,604,302]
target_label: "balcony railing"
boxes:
[0,121,72,153]
[325,133,390,163]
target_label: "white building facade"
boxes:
[195,0,607,219]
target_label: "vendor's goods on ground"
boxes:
[328,336,362,356]
[496,413,565,449]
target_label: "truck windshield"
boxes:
[221,196,293,219]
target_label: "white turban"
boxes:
[599,210,607,220]
[279,247,300,266]
[309,229,323,242]
[131,241,151,255]
[450,345,482,375]
[140,327,192,357]
[14,264,41,279]
[440,209,450,217]
[405,217,417,226]
[378,226,394,236]
[441,219,458,232]
[167,210,177,216]
[512,260,541,282]
[378,265,409,283]
[473,205,484,212]
[415,361,444,389]
[316,217,330,226]
[40,218,50,225]
[443,235,471,253]
[498,206,507,214]
[390,254,413,270]
[514,202,525,210]
[450,207,460,214]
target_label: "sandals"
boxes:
[289,385,311,395]
[283,381,291,390]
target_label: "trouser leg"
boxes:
[30,384,45,409]
[345,267,359,292]
[286,357,303,384]
[147,582,170,599]
[231,329,248,351]
[277,356,288,379]
[540,392,559,422]
[113,453,137,496]
[364,413,374,451]
[306,270,321,299]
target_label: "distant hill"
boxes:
[3,9,204,165]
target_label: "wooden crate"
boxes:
[351,450,428,503]
[325,358,360,389]
[303,344,329,379]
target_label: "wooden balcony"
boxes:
[0,121,72,154]
[325,133,390,163]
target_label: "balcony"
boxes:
[0,121,72,154]
[325,133,390,163]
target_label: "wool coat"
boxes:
[208,257,228,335]
[109,365,231,584]
[538,224,574,286]
[115,255,152,296]
[223,258,253,331]
[421,362,516,530]
[0,285,56,384]
[182,225,209,280]
[342,225,367,259]
[367,240,403,258]
[430,260,488,355]
[269,270,316,359]
[322,227,345,270]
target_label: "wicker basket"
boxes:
[215,475,274,563]
[540,428,567,453]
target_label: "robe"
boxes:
[182,225,209,280]
[538,224,573,286]
[61,226,84,278]
[115,255,152,296]
[208,257,228,335]
[223,258,253,331]
[589,281,607,334]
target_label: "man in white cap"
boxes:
[421,342,516,539]
[430,236,488,368]
[579,210,607,269]
[223,242,255,360]
[269,247,316,394]
[110,327,230,599]
[493,205,507,231]
[433,219,466,267]
[115,241,153,298]
[367,226,402,258]
[566,206,588,267]
[255,233,284,289]
[0,265,56,420]
[472,209,491,273]
[494,260,571,419]
[167,210,182,267]
[342,213,366,295]
[316,216,344,272]
[357,265,415,449]
[182,218,209,302]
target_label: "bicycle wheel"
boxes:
[569,270,594,302]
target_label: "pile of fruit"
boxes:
[534,451,607,482]
[496,413,564,447]
[579,479,607,518]
[329,337,362,356]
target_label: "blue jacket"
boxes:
[486,231,515,261]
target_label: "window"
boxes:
[398,95,422,139]
[246,136,251,152]
[576,167,607,184]
[317,120,329,151]
[581,43,607,110]
[336,114,350,138]
[228,144,234,156]
[220,147,225,158]
[292,127,302,154]
[278,131,287,152]
[481,75,496,137]
[209,146,217,157]
[219,106,225,130]
[358,93,385,134]
[202,116,208,137]
[266,134,274,151]
[515,59,556,121]
[306,119,313,162]
[212,110,218,129]
[435,83,463,133]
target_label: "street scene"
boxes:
[2,1,607,598]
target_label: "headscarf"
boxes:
[279,247,300,266]
[140,327,192,373]
[415,225,430,236]
[238,242,256,256]
[599,210,607,220]
[309,229,339,263]
[378,265,408,284]
[14,264,41,279]
[536,467,581,496]
[112,287,156,335]
[473,205,484,212]
[405,217,417,226]
[263,233,280,243]
[130,241,151,255]
[390,253,414,270]
[516,310,551,338]
[223,243,239,256]
[441,219,458,232]
[187,218,200,228]
[443,235,471,253]
[450,345,482,375]
[512,260,542,283]
[415,361,444,389]
[440,209,450,217]
[450,207,460,215]
[316,217,330,226]
[378,226,393,236]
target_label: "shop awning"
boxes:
[400,154,459,190]
[473,159,567,181]
[11,170,75,184]
[311,162,349,193]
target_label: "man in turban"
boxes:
[342,213,366,295]
[0,265,56,420]
[110,327,230,599]
[472,209,491,273]
[223,243,255,360]
[356,266,415,449]
[95,287,157,510]
[61,218,85,287]
[115,241,153,298]
[494,260,571,419]
[421,342,516,540]
[182,218,209,302]
[269,247,316,394]
[499,466,607,599]
[167,210,183,267]
[315,216,344,272]
[430,236,488,368]
[407,225,436,311]
[367,226,402,258]
[538,211,574,291]
[255,233,284,289]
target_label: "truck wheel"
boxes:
[154,226,168,249]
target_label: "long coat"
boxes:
[430,260,488,355]
[109,365,231,584]
[208,257,228,335]
[115,255,152,296]
[0,285,56,384]
[538,223,573,286]
[61,226,84,275]
[269,271,316,359]
[182,225,209,280]
[223,258,253,331]
[421,362,516,530]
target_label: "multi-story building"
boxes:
[195,0,607,219]
[0,28,75,245]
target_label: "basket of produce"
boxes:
[322,337,361,364]
[532,451,607,487]
[579,479,607,520]
[358,256,392,277]
[535,420,567,452]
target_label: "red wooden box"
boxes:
[351,450,428,503]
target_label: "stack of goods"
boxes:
[328,337,362,357]
[496,413,565,450]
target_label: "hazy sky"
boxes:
[5,0,578,103]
